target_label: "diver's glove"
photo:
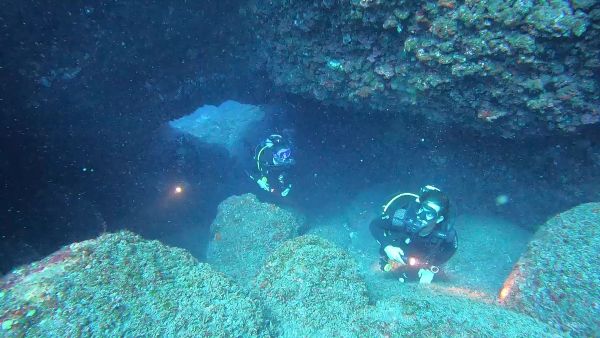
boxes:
[418,268,435,284]
[257,177,270,191]
[384,245,406,265]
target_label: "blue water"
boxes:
[2,1,597,272]
[1,1,599,336]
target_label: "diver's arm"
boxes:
[369,217,396,249]
[431,230,458,265]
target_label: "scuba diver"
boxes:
[248,133,295,197]
[369,185,457,284]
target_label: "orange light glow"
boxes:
[498,266,521,302]
[499,286,510,301]
[174,186,183,194]
[408,257,418,266]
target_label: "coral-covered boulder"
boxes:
[0,231,267,337]
[500,203,600,336]
[255,235,369,336]
[206,193,304,286]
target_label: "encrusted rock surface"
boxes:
[0,231,268,337]
[500,202,600,336]
[255,235,369,336]
[254,234,558,337]
[0,227,564,337]
[251,0,600,136]
[206,193,304,286]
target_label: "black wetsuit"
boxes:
[369,195,458,281]
[253,142,293,195]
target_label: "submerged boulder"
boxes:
[500,203,600,336]
[362,285,559,337]
[253,234,556,337]
[254,235,369,336]
[0,228,560,337]
[0,231,267,337]
[206,193,304,286]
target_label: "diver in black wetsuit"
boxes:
[249,134,295,197]
[369,185,458,283]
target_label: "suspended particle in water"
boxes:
[495,194,509,206]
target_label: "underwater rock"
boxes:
[0,231,268,337]
[169,100,266,157]
[500,203,600,336]
[206,193,304,286]
[253,234,556,336]
[250,0,600,136]
[0,230,561,337]
[254,235,369,336]
[362,285,559,337]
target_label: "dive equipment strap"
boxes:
[382,193,419,214]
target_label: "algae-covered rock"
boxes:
[0,231,267,337]
[253,232,557,337]
[500,203,600,336]
[361,285,560,337]
[255,235,369,336]
[206,193,304,286]
[251,0,600,135]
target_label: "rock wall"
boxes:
[251,0,600,137]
